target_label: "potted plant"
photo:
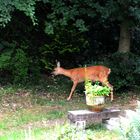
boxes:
[85,80,111,112]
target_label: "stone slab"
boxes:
[68,109,120,124]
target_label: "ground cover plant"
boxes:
[0,76,139,140]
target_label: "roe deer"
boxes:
[52,62,113,101]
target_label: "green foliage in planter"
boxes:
[85,80,111,96]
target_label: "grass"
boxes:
[0,128,48,140]
[0,123,120,140]
[0,76,139,139]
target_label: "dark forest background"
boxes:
[0,0,140,91]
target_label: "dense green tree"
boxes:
[0,0,40,83]
[43,0,140,53]
[1,0,139,54]
[0,0,37,27]
[0,0,140,89]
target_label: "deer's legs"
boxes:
[67,81,78,101]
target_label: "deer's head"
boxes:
[52,61,62,75]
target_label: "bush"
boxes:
[107,52,140,91]
[11,48,29,83]
[41,25,89,69]
[109,53,135,90]
[0,42,40,84]
[85,52,140,91]
[117,101,140,140]
[45,123,94,140]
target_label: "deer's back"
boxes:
[69,65,110,82]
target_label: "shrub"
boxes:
[0,42,30,83]
[85,52,140,91]
[45,123,93,140]
[0,41,42,84]
[117,101,140,140]
[11,48,29,83]
[106,52,140,91]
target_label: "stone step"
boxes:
[68,109,121,129]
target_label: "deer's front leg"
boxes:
[67,81,78,101]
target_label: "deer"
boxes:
[52,62,113,101]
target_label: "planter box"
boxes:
[86,95,105,112]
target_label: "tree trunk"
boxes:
[118,21,130,53]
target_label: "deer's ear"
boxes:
[57,61,60,67]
